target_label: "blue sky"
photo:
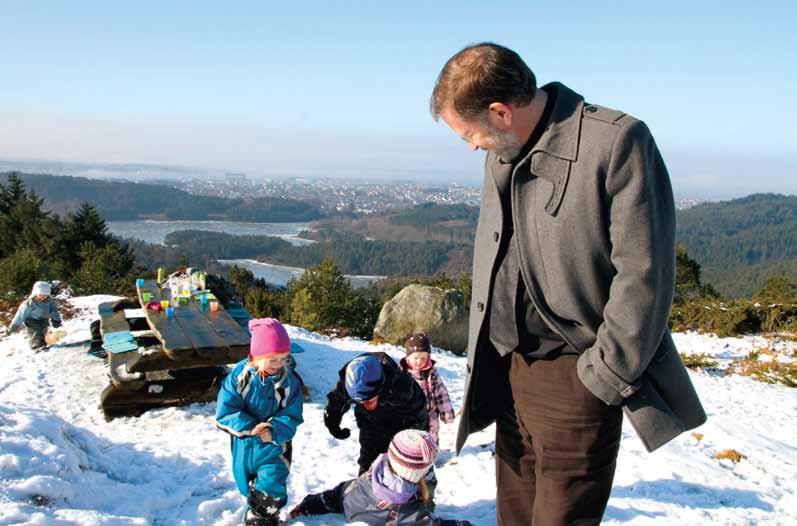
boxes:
[1,1,795,198]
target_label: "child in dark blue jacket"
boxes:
[216,318,304,526]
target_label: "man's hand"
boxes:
[251,422,273,443]
[323,408,351,440]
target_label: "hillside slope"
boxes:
[1,172,323,223]
[676,193,797,296]
[0,296,795,524]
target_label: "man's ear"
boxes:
[487,102,513,128]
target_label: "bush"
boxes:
[679,353,719,370]
[669,300,762,337]
[69,243,136,295]
[0,248,53,296]
[287,259,381,339]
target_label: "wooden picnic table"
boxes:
[136,279,250,363]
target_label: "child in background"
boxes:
[324,352,429,475]
[9,281,62,351]
[400,333,455,446]
[216,318,304,526]
[288,429,472,526]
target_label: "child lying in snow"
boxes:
[288,429,471,526]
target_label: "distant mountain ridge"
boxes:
[0,172,323,223]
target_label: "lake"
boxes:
[107,220,314,246]
[220,259,384,289]
[107,220,383,288]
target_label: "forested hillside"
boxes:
[161,229,472,276]
[311,203,478,244]
[313,195,797,298]
[0,172,323,222]
[676,194,797,297]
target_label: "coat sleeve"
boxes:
[49,301,62,325]
[431,371,455,423]
[325,374,352,425]
[10,300,31,331]
[576,119,676,406]
[393,373,430,431]
[215,366,259,437]
[268,373,304,444]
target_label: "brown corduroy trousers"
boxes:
[495,353,623,526]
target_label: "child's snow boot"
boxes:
[245,486,285,526]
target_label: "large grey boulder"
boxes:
[374,284,468,354]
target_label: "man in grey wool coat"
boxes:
[430,42,706,525]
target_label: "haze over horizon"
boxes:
[1,1,794,200]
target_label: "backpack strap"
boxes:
[236,367,254,399]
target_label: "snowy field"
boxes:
[1,295,795,525]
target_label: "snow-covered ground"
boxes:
[1,295,795,525]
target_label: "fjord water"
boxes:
[107,219,382,288]
[107,220,314,245]
[219,258,384,289]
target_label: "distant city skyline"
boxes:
[1,1,795,199]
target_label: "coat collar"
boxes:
[532,82,584,162]
[487,82,584,216]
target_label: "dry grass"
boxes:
[714,449,746,463]
[370,334,387,345]
[732,355,797,388]
[691,432,704,443]
[680,352,719,370]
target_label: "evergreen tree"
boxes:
[59,202,118,272]
[0,173,28,214]
[674,245,720,304]
[0,183,52,259]
[287,259,359,332]
[69,242,136,295]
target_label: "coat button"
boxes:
[477,302,485,312]
[493,232,499,242]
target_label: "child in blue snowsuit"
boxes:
[216,318,304,526]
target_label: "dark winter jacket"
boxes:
[325,352,429,472]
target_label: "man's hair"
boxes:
[430,42,537,121]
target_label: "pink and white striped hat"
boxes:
[387,429,438,483]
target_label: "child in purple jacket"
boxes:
[399,333,455,446]
[288,429,471,526]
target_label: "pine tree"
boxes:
[59,202,117,272]
[0,180,52,259]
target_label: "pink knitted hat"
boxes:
[387,429,438,483]
[248,318,290,359]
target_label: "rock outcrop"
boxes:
[373,284,468,354]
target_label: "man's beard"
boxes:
[483,122,524,161]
